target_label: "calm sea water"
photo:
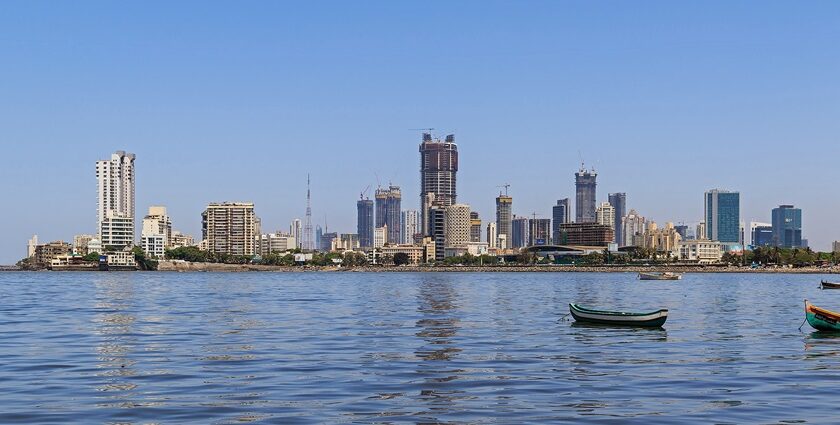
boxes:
[1,272,838,424]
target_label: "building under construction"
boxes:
[419,133,458,235]
[375,185,402,244]
[575,165,597,223]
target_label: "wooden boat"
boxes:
[820,280,840,290]
[638,272,682,280]
[569,303,668,327]
[805,300,840,332]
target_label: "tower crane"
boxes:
[497,183,511,196]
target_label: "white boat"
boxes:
[638,272,682,281]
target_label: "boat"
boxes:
[805,300,840,332]
[638,272,682,280]
[820,280,840,290]
[569,303,668,327]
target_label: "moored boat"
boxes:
[820,280,840,290]
[638,272,682,280]
[569,303,668,327]
[805,300,840,331]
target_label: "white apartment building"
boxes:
[258,233,297,256]
[140,206,172,259]
[401,210,420,244]
[622,210,646,247]
[374,226,387,248]
[444,204,471,248]
[487,222,497,249]
[202,202,258,256]
[169,231,195,249]
[96,151,135,247]
[290,219,303,249]
[679,240,723,263]
[596,202,616,232]
[73,234,96,255]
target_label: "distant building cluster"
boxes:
[23,138,817,268]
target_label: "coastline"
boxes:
[155,260,840,274]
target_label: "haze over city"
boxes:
[2,1,839,264]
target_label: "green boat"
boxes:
[569,303,668,328]
[805,300,840,332]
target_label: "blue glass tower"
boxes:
[771,205,802,248]
[704,189,740,243]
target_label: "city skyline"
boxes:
[2,2,839,262]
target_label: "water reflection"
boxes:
[92,275,141,406]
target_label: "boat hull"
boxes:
[821,281,840,290]
[805,301,840,332]
[638,272,682,281]
[569,304,668,328]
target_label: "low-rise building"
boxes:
[106,250,137,269]
[556,223,614,247]
[643,222,682,255]
[381,244,425,265]
[169,231,195,249]
[73,234,97,255]
[257,233,296,256]
[34,241,73,267]
[678,240,723,263]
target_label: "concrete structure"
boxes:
[337,233,359,251]
[470,212,482,243]
[427,206,446,261]
[511,216,529,249]
[34,241,73,267]
[608,193,626,246]
[674,224,689,240]
[595,202,616,242]
[27,235,38,258]
[375,185,402,244]
[357,198,374,248]
[258,233,296,255]
[100,211,135,249]
[73,234,96,255]
[290,218,302,249]
[140,206,172,259]
[445,242,490,258]
[201,202,258,256]
[170,231,194,248]
[444,204,471,248]
[320,232,338,252]
[575,165,597,223]
[106,250,137,269]
[772,205,803,248]
[552,198,571,243]
[556,223,614,246]
[696,221,707,240]
[419,133,458,237]
[487,222,498,249]
[401,210,420,244]
[833,241,840,253]
[704,189,740,243]
[495,194,512,249]
[678,240,723,263]
[381,244,425,265]
[643,222,682,255]
[373,226,387,249]
[497,234,508,252]
[622,210,646,247]
[96,151,135,246]
[528,218,551,246]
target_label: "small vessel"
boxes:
[820,280,840,290]
[638,272,682,280]
[569,303,668,327]
[805,300,840,332]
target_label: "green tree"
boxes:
[393,252,411,266]
[82,252,101,262]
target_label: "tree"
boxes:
[82,252,101,262]
[393,252,411,266]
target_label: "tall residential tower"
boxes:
[575,165,597,223]
[96,151,136,248]
[419,133,458,236]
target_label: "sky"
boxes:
[1,1,839,263]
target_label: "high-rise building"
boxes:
[140,206,172,259]
[401,210,420,244]
[696,221,707,240]
[752,225,773,247]
[528,218,551,246]
[771,205,803,248]
[674,224,689,240]
[556,223,614,246]
[357,198,374,248]
[27,235,38,258]
[444,204,471,248]
[373,226,387,249]
[643,222,682,255]
[595,202,616,242]
[420,133,458,238]
[704,189,740,243]
[315,225,323,251]
[552,199,571,244]
[511,216,529,249]
[96,151,136,247]
[833,241,840,253]
[622,210,646,247]
[375,185,402,244]
[608,193,626,245]
[427,206,446,260]
[469,212,482,243]
[575,165,597,223]
[487,222,498,249]
[290,218,302,249]
[496,194,513,248]
[73,234,96,256]
[201,202,258,256]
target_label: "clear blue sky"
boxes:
[1,1,838,263]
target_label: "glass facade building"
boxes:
[704,189,740,243]
[771,205,802,248]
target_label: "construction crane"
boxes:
[497,183,510,196]
[360,185,371,200]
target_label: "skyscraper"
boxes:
[622,209,646,247]
[96,151,136,247]
[552,198,570,244]
[375,185,402,244]
[469,212,482,243]
[444,204,471,248]
[575,165,597,223]
[290,218,302,249]
[487,222,498,249]
[357,198,374,248]
[427,206,446,261]
[495,194,512,248]
[511,216,529,249]
[771,205,803,248]
[608,193,626,245]
[401,210,420,244]
[704,189,740,243]
[419,133,458,237]
[201,202,258,256]
[595,202,616,242]
[528,218,551,246]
